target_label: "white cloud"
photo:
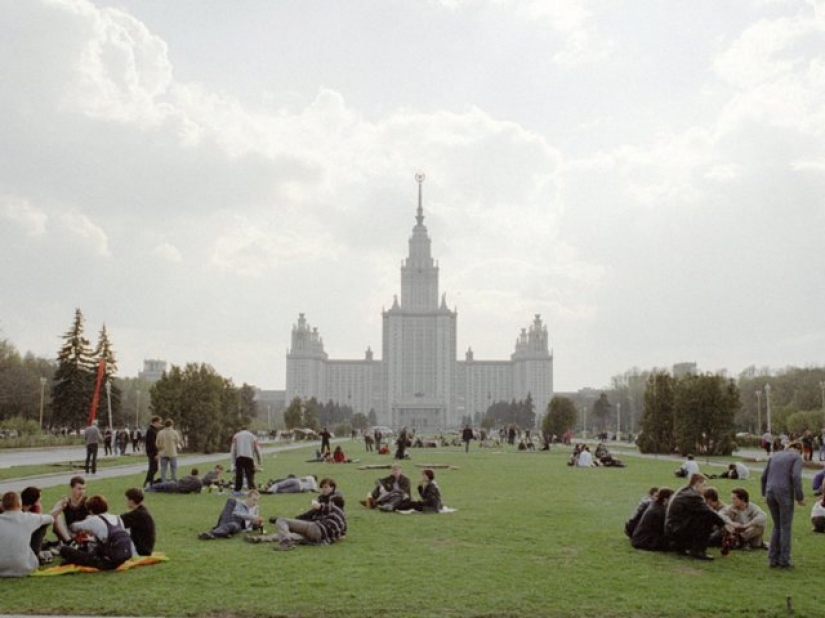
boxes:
[60,211,109,256]
[152,242,183,263]
[0,196,47,236]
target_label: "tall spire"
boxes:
[415,171,425,226]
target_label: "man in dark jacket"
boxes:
[143,416,162,489]
[665,474,726,560]
[360,464,411,510]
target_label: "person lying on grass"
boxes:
[261,474,318,494]
[198,490,262,540]
[246,491,346,551]
[146,468,203,494]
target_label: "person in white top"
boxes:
[231,426,262,493]
[675,455,700,478]
[811,494,825,533]
[0,491,60,577]
[576,447,595,467]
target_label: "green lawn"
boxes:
[1,443,820,618]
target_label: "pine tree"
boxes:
[92,323,121,427]
[51,308,95,430]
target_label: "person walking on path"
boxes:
[143,416,162,488]
[761,441,805,569]
[231,426,262,493]
[84,421,101,475]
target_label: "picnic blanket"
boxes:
[32,553,168,576]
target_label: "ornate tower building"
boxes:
[285,174,553,430]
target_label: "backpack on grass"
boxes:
[95,515,133,569]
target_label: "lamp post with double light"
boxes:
[765,383,772,435]
[755,389,762,435]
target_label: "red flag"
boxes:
[88,358,107,426]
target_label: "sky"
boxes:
[2,0,824,394]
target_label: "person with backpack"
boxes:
[58,494,135,570]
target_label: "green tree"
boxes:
[591,393,612,433]
[637,371,676,454]
[351,412,368,431]
[92,323,121,427]
[51,309,95,430]
[674,373,738,456]
[283,398,303,429]
[542,396,578,440]
[150,363,250,454]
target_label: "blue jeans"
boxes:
[160,456,178,482]
[766,489,795,566]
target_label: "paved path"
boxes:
[0,440,311,494]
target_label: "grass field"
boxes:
[0,442,820,618]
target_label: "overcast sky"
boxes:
[2,0,824,394]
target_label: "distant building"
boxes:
[138,359,167,382]
[672,362,697,379]
[285,174,553,430]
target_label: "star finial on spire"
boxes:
[415,171,426,225]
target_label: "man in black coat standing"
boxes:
[143,416,162,488]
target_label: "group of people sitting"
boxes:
[625,473,767,560]
[0,476,156,577]
[358,464,444,513]
[568,443,626,467]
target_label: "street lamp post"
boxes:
[616,402,621,442]
[135,390,140,429]
[765,383,772,435]
[755,389,762,435]
[39,377,47,431]
[820,380,825,411]
[105,381,113,435]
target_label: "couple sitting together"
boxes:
[359,464,443,513]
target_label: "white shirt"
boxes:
[576,450,593,467]
[681,460,700,476]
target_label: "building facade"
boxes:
[285,175,553,430]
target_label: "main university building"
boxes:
[285,175,553,430]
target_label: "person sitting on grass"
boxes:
[120,488,155,556]
[198,490,262,540]
[719,487,768,550]
[674,454,700,478]
[21,486,53,565]
[0,491,61,577]
[394,469,443,513]
[58,494,135,570]
[247,494,346,551]
[331,445,351,463]
[811,493,825,532]
[624,487,658,539]
[147,468,203,494]
[261,475,318,494]
[575,446,595,467]
[51,476,89,545]
[631,488,674,551]
[360,464,411,511]
[202,464,230,491]
[665,473,727,561]
[812,468,825,495]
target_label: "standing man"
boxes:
[231,425,262,493]
[143,416,162,489]
[761,441,805,569]
[462,424,474,453]
[84,420,101,475]
[156,419,183,482]
[319,427,332,456]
